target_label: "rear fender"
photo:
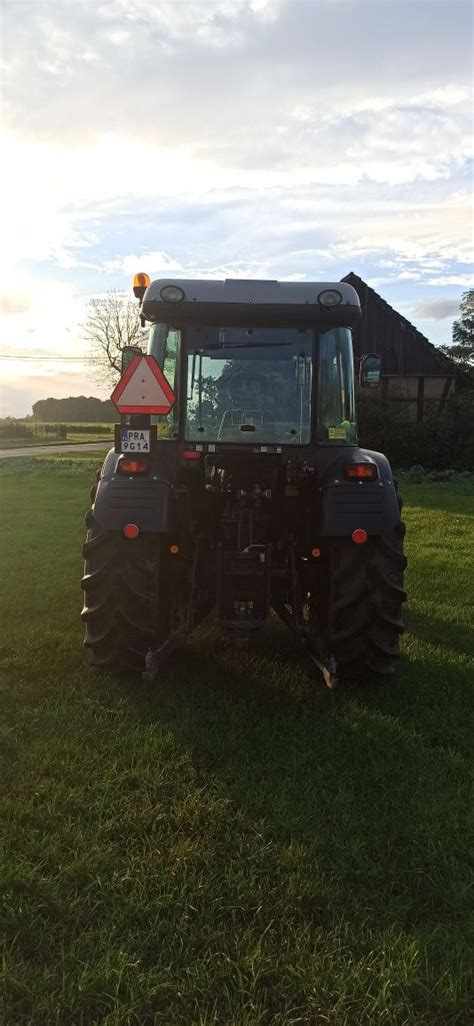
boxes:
[91,447,172,533]
[319,448,401,536]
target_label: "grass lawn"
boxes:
[1,457,473,1026]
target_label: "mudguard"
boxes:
[319,448,401,536]
[91,448,172,533]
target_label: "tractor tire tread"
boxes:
[326,513,406,682]
[81,512,163,673]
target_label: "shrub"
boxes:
[0,419,33,440]
[357,388,474,470]
[61,423,113,435]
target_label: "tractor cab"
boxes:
[139,278,363,454]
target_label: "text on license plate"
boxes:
[120,429,151,453]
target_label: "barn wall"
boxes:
[373,375,457,422]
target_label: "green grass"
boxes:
[1,461,473,1026]
[0,453,107,476]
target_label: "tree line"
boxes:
[32,396,116,422]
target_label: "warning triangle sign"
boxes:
[111,355,176,415]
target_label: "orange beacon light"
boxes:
[132,272,151,300]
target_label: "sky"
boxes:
[0,0,472,417]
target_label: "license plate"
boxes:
[119,428,151,453]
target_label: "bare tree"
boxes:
[83,290,147,387]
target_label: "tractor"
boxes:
[81,275,406,687]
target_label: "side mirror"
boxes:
[359,353,382,389]
[121,345,143,374]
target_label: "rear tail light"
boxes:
[182,450,201,460]
[352,528,368,544]
[345,463,377,480]
[123,523,140,539]
[117,458,149,475]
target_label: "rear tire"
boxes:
[325,522,407,681]
[307,512,407,683]
[81,511,171,673]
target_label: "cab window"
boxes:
[318,327,357,443]
[148,324,181,438]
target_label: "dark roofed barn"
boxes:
[342,272,464,422]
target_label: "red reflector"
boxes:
[345,463,377,480]
[118,459,148,474]
[352,528,368,545]
[123,523,140,539]
[182,451,201,460]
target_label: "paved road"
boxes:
[0,442,111,460]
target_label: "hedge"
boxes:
[357,388,474,470]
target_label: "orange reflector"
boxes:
[352,528,367,544]
[345,463,377,480]
[133,272,151,289]
[311,547,321,558]
[182,450,201,460]
[118,458,149,475]
[123,523,140,539]
[169,544,180,555]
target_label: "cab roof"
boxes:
[141,278,361,328]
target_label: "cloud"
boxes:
[2,0,472,154]
[102,250,277,280]
[1,1,471,281]
[425,274,474,287]
[413,299,462,320]
[0,280,88,368]
[0,0,472,416]
[0,291,32,316]
[103,251,184,276]
[0,370,110,418]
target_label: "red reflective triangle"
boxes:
[111,355,176,414]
